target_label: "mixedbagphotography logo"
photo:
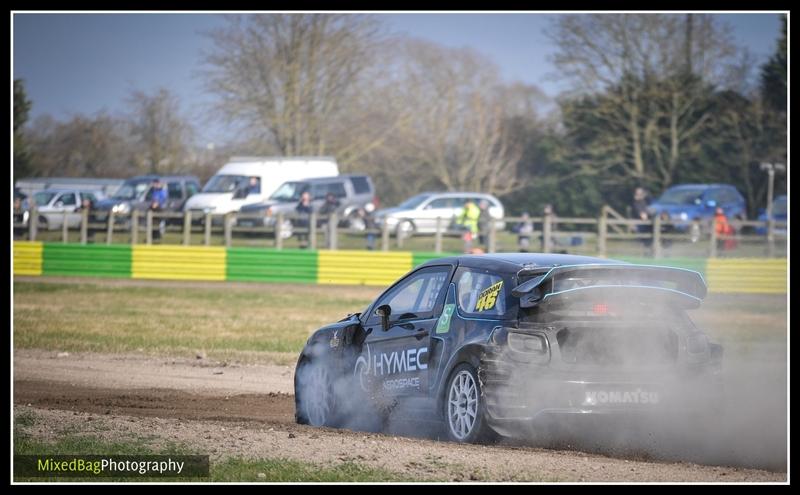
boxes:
[14,455,209,478]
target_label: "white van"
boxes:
[184,156,339,216]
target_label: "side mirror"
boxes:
[375,304,392,331]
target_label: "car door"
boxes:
[166,181,184,211]
[356,265,454,399]
[53,192,79,228]
[418,197,454,232]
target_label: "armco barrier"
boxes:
[12,242,786,294]
[616,256,709,278]
[705,258,788,294]
[227,248,317,283]
[132,245,226,281]
[43,244,131,278]
[13,241,43,276]
[318,250,413,285]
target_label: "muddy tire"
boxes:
[295,357,338,427]
[443,363,496,443]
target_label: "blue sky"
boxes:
[13,12,784,145]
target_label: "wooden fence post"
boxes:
[204,213,212,246]
[597,206,607,258]
[275,213,284,250]
[709,218,718,258]
[62,211,69,243]
[183,211,192,246]
[29,205,38,241]
[434,217,443,254]
[381,220,389,252]
[146,210,153,245]
[106,211,115,245]
[542,212,552,253]
[488,218,497,253]
[652,214,662,259]
[310,211,318,250]
[80,208,88,244]
[328,212,338,250]
[131,210,139,245]
[224,213,233,248]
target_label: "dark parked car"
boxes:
[93,175,200,224]
[756,195,787,236]
[237,174,378,236]
[294,253,722,443]
[647,184,746,241]
[13,189,29,236]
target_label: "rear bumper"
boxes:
[480,366,723,435]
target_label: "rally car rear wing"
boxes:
[511,264,707,309]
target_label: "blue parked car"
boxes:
[756,195,787,235]
[647,184,747,241]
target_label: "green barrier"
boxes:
[226,247,318,283]
[42,244,132,278]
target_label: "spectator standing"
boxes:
[319,192,341,248]
[456,199,481,253]
[541,204,559,250]
[295,191,313,248]
[359,203,378,250]
[477,199,492,248]
[77,196,98,243]
[516,212,534,252]
[714,207,737,251]
[632,187,652,247]
[150,179,168,242]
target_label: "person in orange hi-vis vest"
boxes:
[714,207,737,251]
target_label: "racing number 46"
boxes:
[475,281,502,312]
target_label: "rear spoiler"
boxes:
[511,264,707,309]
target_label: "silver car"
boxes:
[30,189,104,230]
[375,192,505,237]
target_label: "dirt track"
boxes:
[13,349,786,482]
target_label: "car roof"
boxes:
[419,253,626,273]
[288,175,371,184]
[665,183,737,190]
[420,191,498,196]
[127,175,199,182]
[35,188,100,194]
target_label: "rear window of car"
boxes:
[455,267,513,318]
[168,182,183,199]
[315,182,347,199]
[350,176,371,194]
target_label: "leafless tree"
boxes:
[201,14,387,160]
[127,87,193,174]
[389,40,525,196]
[26,113,136,178]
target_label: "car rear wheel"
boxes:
[444,364,495,443]
[396,220,415,239]
[295,358,336,427]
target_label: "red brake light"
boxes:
[593,303,609,315]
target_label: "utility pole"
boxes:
[760,162,786,257]
[760,162,786,223]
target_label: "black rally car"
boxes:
[294,253,723,443]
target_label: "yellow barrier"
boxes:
[132,245,226,281]
[13,241,43,276]
[706,258,788,294]
[318,250,413,286]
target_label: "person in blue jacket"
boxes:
[150,178,168,242]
